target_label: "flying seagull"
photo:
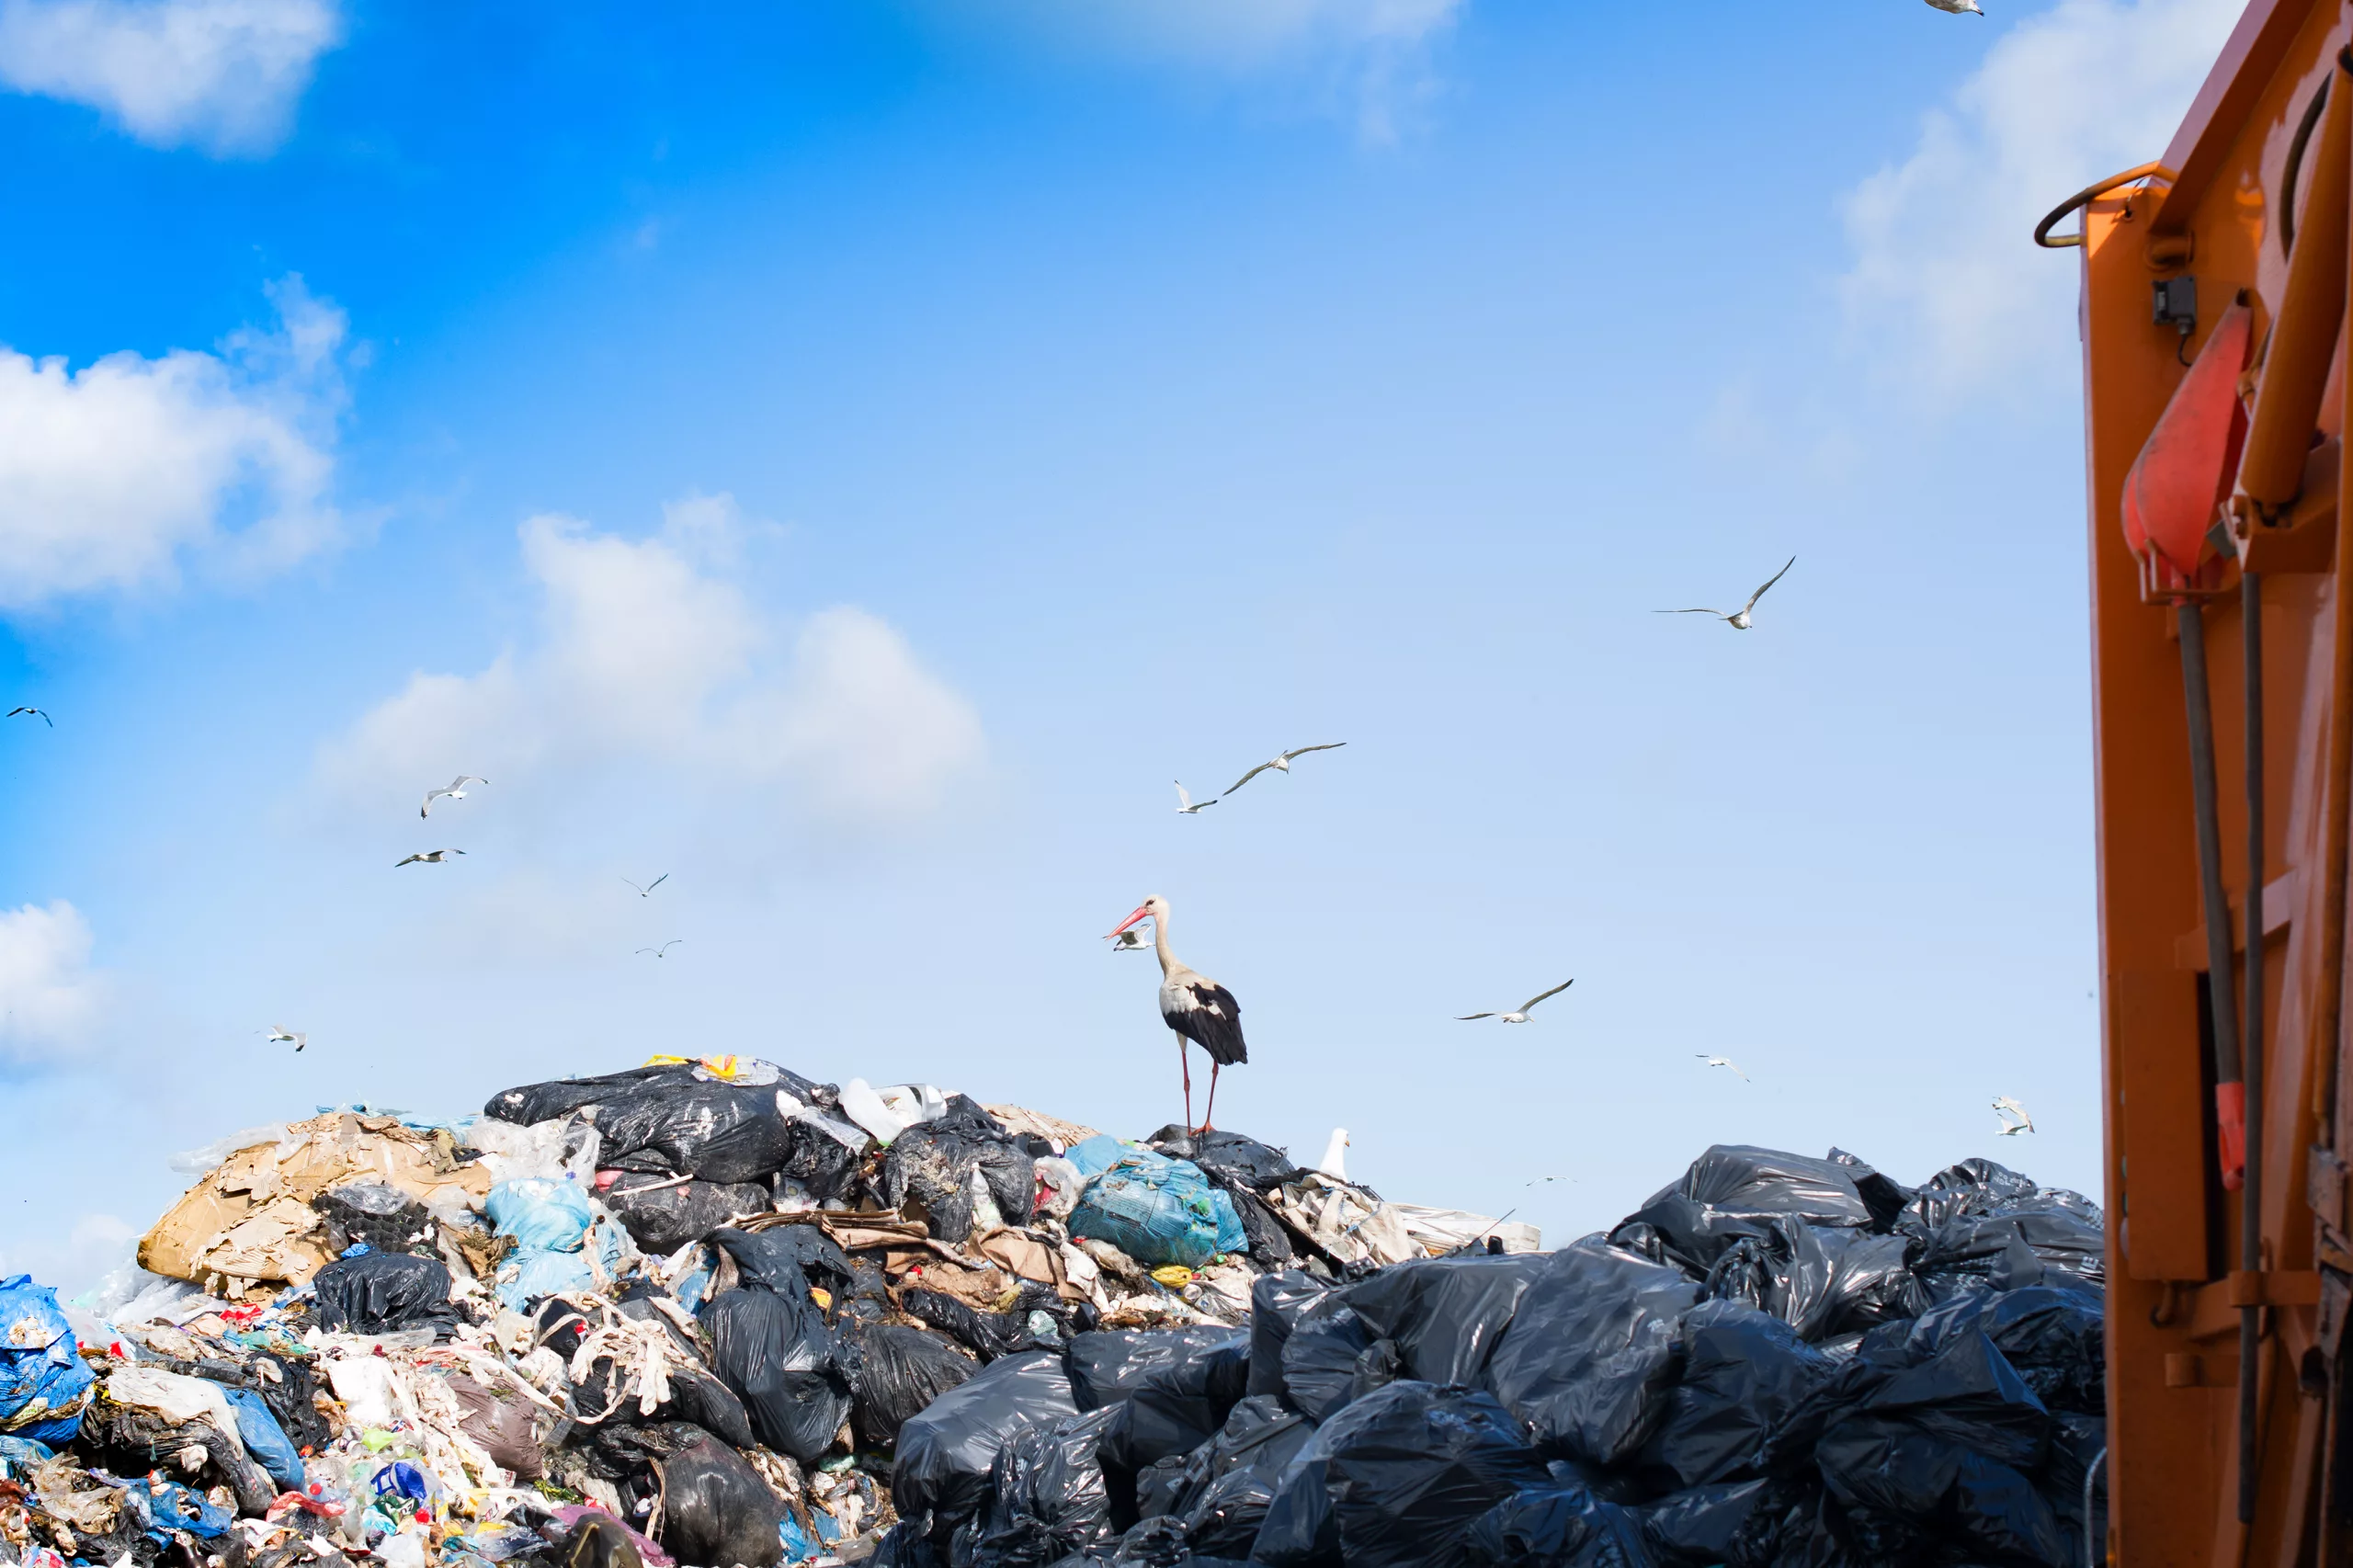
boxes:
[622,874,670,898]
[1697,1054,1750,1081]
[395,848,466,867]
[1993,1096,2035,1135]
[1174,782,1218,814]
[420,777,485,818]
[1225,743,1347,797]
[1459,979,1574,1023]
[265,1026,307,1052]
[1656,556,1795,631]
[1924,0,1984,13]
[6,707,51,727]
[636,940,683,959]
[1108,927,1153,953]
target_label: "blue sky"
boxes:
[0,0,2247,1287]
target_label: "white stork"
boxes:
[1108,894,1247,1132]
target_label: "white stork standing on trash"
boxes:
[1108,894,1246,1132]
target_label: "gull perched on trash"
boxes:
[1656,556,1795,631]
[1317,1129,1349,1182]
[1224,743,1347,797]
[1697,1054,1749,1081]
[1994,1096,2035,1135]
[1174,782,1218,814]
[265,1026,307,1052]
[420,776,485,818]
[394,848,466,867]
[1458,979,1573,1023]
[1108,927,1153,953]
[622,874,669,898]
[636,940,683,959]
[6,706,51,727]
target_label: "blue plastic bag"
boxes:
[486,1178,623,1309]
[778,1511,822,1563]
[1067,1144,1246,1269]
[222,1385,305,1491]
[0,1277,94,1444]
[0,1435,53,1473]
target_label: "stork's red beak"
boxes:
[1108,904,1152,937]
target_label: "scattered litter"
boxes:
[9,1062,2102,1567]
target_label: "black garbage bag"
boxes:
[1635,1480,1769,1568]
[1145,1129,1301,1190]
[1069,1327,1246,1411]
[711,1223,855,1297]
[1824,1149,1912,1232]
[1279,1294,1376,1423]
[1699,1218,1839,1341]
[893,1349,1079,1529]
[1900,1157,2043,1233]
[1248,1273,1333,1401]
[1222,1187,1298,1269]
[249,1351,331,1450]
[699,1285,851,1464]
[1484,1244,1702,1466]
[1641,1301,1834,1489]
[903,1284,1078,1363]
[627,1423,784,1568]
[600,1176,768,1255]
[572,1340,760,1452]
[484,1063,704,1124]
[1906,1284,2104,1415]
[1346,1253,1552,1386]
[1099,1341,1251,1474]
[1916,1204,2105,1298]
[1810,1330,2061,1564]
[309,1251,455,1335]
[963,1407,1119,1567]
[880,1101,1033,1244]
[1814,1230,1927,1337]
[1650,1146,1876,1231]
[1461,1483,1653,1567]
[776,1110,871,1201]
[850,1324,977,1449]
[590,1080,800,1185]
[1155,1396,1313,1559]
[312,1181,437,1259]
[1253,1381,1549,1568]
[2040,1412,2109,1568]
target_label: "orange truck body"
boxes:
[2078,3,2353,1561]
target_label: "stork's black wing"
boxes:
[1162,978,1247,1066]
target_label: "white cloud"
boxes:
[0,274,349,610]
[0,900,104,1062]
[0,0,340,154]
[1840,0,2243,396]
[924,0,1466,142]
[323,496,985,826]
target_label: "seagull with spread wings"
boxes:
[1108,927,1153,953]
[1225,743,1347,797]
[1994,1096,2035,1135]
[420,776,485,817]
[395,848,466,867]
[265,1026,308,1052]
[637,940,683,959]
[7,707,51,727]
[1697,1054,1750,1080]
[1174,782,1218,814]
[623,874,669,897]
[1459,979,1574,1023]
[1656,557,1795,631]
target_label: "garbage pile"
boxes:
[0,1058,2107,1568]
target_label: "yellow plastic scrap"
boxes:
[642,1053,745,1080]
[1150,1266,1196,1288]
[810,1288,833,1310]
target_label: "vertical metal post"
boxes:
[2240,569,2266,1523]
[2181,600,2245,1114]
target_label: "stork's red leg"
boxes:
[1200,1061,1220,1133]
[1176,1033,1194,1131]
